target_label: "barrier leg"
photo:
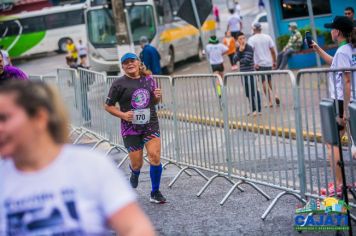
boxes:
[197,174,244,198]
[73,130,88,144]
[261,191,306,220]
[117,154,129,168]
[162,161,192,177]
[169,167,209,188]
[90,139,110,151]
[105,145,127,156]
[219,181,244,206]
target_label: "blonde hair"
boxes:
[0,80,69,144]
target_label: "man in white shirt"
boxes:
[248,22,280,107]
[227,9,243,39]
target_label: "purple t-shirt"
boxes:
[106,75,159,136]
[0,65,28,85]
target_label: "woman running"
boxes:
[105,53,166,204]
[0,80,155,235]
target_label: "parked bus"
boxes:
[0,3,87,59]
[86,0,216,74]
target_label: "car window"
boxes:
[258,15,267,23]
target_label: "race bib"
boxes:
[132,108,150,124]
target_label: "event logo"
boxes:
[131,88,150,109]
[294,197,350,231]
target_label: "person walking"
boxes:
[105,53,166,204]
[140,36,162,75]
[227,8,242,39]
[0,80,155,235]
[344,6,356,27]
[213,5,220,28]
[276,22,303,70]
[234,32,261,116]
[0,51,28,85]
[77,39,88,68]
[66,39,78,68]
[312,16,354,196]
[223,30,237,67]
[248,22,280,107]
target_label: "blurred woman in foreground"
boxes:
[0,80,155,235]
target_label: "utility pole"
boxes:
[306,0,321,67]
[111,0,133,73]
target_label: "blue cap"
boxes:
[120,53,139,64]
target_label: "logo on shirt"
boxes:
[352,54,356,65]
[131,88,150,109]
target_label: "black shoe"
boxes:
[130,172,139,188]
[150,190,166,204]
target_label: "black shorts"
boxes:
[80,54,87,59]
[256,66,272,82]
[211,63,224,73]
[334,100,344,131]
[123,131,160,153]
[231,31,241,40]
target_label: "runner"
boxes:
[66,39,78,68]
[105,53,166,204]
[0,51,28,85]
[0,80,155,235]
[227,8,242,39]
[312,16,354,196]
[206,36,228,78]
[77,39,88,68]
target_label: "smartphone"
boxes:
[305,31,313,48]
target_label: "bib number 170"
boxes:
[132,108,150,124]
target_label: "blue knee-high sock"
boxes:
[150,163,162,193]
[130,165,140,176]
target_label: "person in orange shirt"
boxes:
[223,30,237,67]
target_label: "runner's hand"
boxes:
[122,111,134,122]
[154,88,162,99]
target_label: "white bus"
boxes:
[86,0,216,74]
[0,3,87,59]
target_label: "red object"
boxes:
[1,0,52,15]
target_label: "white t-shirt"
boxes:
[206,43,228,65]
[0,145,136,235]
[227,13,241,32]
[248,33,275,67]
[77,44,87,56]
[1,50,10,66]
[329,44,356,101]
[235,4,241,15]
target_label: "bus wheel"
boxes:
[165,48,175,74]
[58,37,71,53]
[194,41,204,62]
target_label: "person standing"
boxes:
[234,0,241,15]
[276,22,303,70]
[227,8,243,39]
[312,16,354,196]
[0,45,12,66]
[344,6,356,27]
[206,36,228,79]
[77,39,88,68]
[105,53,166,204]
[248,22,280,107]
[234,32,261,116]
[66,39,78,68]
[223,31,237,67]
[0,51,27,85]
[140,36,162,75]
[213,5,220,28]
[0,80,155,235]
[258,0,265,12]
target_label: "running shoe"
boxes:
[150,190,167,204]
[320,183,342,197]
[129,172,139,189]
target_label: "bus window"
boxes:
[0,21,20,37]
[45,13,67,29]
[66,10,85,25]
[21,16,46,34]
[163,0,173,23]
[87,8,117,47]
[154,0,164,25]
[128,5,156,43]
[169,0,184,16]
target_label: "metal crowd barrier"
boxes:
[32,66,356,223]
[296,68,356,219]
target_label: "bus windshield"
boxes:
[87,5,156,48]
